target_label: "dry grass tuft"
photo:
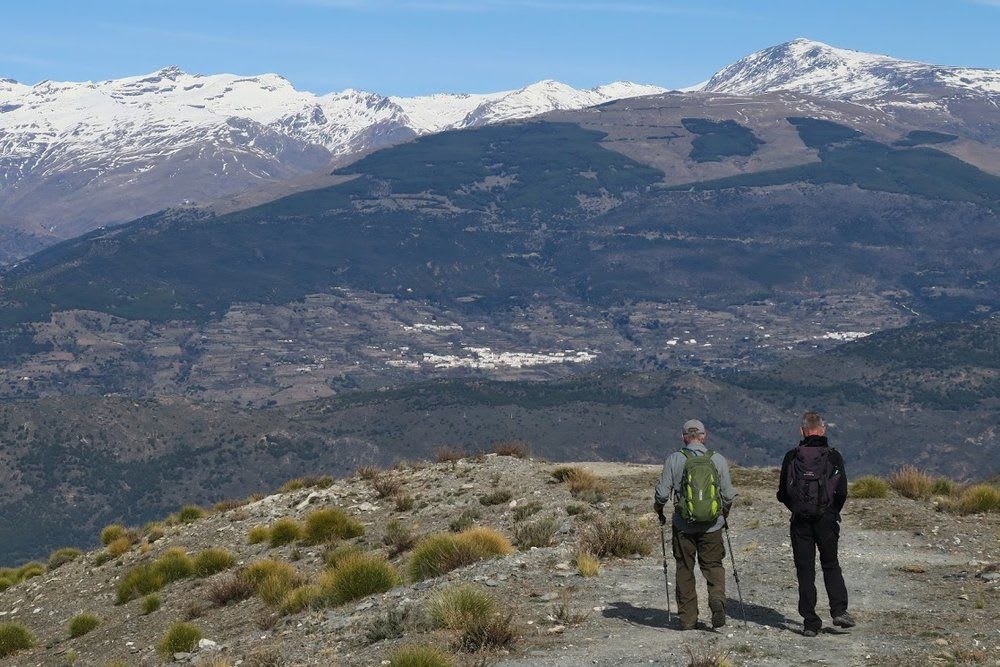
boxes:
[303,508,364,544]
[513,516,560,549]
[116,564,166,604]
[552,466,609,502]
[479,489,512,506]
[428,584,498,630]
[371,473,404,499]
[0,623,35,658]
[100,524,130,546]
[243,560,303,607]
[943,484,1000,515]
[575,551,600,577]
[491,440,531,458]
[247,525,270,544]
[47,547,82,571]
[68,613,100,638]
[389,645,454,667]
[407,527,513,581]
[206,574,255,607]
[888,466,934,499]
[435,446,467,463]
[383,519,418,556]
[157,622,202,659]
[850,476,889,499]
[194,548,237,577]
[582,515,652,558]
[317,553,400,606]
[268,518,303,547]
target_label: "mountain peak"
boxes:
[156,65,187,79]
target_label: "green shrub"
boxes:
[303,508,364,544]
[16,562,45,581]
[178,505,206,523]
[428,584,497,630]
[389,645,454,667]
[0,623,35,658]
[454,609,516,653]
[116,564,165,604]
[951,484,1000,515]
[48,548,83,571]
[279,584,320,615]
[851,476,889,499]
[248,525,271,544]
[141,594,162,614]
[407,528,513,581]
[0,577,13,593]
[155,548,195,583]
[105,536,132,559]
[243,560,302,606]
[157,622,202,658]
[512,501,543,521]
[479,490,512,506]
[268,518,303,547]
[69,613,100,638]
[513,517,560,549]
[193,548,237,577]
[930,478,955,496]
[582,515,651,558]
[317,553,400,606]
[323,544,365,569]
[100,524,128,546]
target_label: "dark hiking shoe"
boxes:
[712,612,726,628]
[803,628,819,637]
[832,613,856,628]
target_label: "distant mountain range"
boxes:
[2,38,999,261]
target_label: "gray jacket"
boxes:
[654,442,736,534]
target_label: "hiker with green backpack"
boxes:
[654,419,736,630]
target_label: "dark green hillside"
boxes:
[894,130,958,147]
[0,122,662,326]
[678,118,1000,211]
[681,117,764,162]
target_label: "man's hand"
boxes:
[722,506,731,519]
[654,502,667,526]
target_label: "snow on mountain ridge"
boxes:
[703,37,1000,100]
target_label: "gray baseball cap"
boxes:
[682,419,706,435]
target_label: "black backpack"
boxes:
[786,445,835,518]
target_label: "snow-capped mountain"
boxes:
[701,38,1000,101]
[0,68,666,258]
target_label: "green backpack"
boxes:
[677,449,722,523]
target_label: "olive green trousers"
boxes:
[671,525,726,628]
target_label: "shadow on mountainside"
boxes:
[602,598,793,631]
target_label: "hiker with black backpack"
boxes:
[777,411,855,637]
[654,419,736,630]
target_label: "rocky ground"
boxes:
[1,455,996,666]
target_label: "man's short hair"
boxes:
[802,411,825,431]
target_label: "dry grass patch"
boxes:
[268,518,303,547]
[491,440,531,458]
[69,613,100,638]
[371,473,404,499]
[945,484,1000,515]
[247,525,271,544]
[117,564,166,604]
[106,536,133,559]
[206,574,255,607]
[389,645,454,667]
[888,466,934,499]
[582,515,652,558]
[851,476,889,499]
[428,584,498,630]
[47,547,82,571]
[552,466,609,502]
[156,548,196,583]
[279,584,321,615]
[317,553,400,606]
[323,544,365,569]
[100,523,130,545]
[194,548,237,577]
[407,528,513,581]
[303,508,364,544]
[157,622,202,659]
[454,609,516,653]
[178,505,207,523]
[384,519,417,556]
[575,552,600,577]
[435,446,466,463]
[479,489,512,506]
[0,623,35,659]
[513,516,560,549]
[141,593,162,614]
[243,560,303,606]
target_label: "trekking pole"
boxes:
[659,523,672,626]
[723,518,748,628]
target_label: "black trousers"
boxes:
[790,512,848,630]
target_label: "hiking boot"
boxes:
[803,628,818,637]
[711,611,726,628]
[832,612,856,628]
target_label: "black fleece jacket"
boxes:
[776,435,848,516]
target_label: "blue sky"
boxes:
[2,0,998,96]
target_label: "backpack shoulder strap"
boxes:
[703,449,716,459]
[680,449,695,459]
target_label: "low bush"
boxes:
[582,516,651,558]
[117,564,166,604]
[888,466,934,500]
[435,446,466,463]
[157,622,202,658]
[323,544,365,569]
[213,498,248,512]
[100,524,129,546]
[930,477,955,496]
[178,505,207,523]
[48,548,83,571]
[491,441,531,458]
[106,536,133,559]
[279,584,320,615]
[194,548,237,577]
[317,553,400,606]
[389,645,454,667]
[303,508,363,544]
[851,476,889,499]
[479,490,512,506]
[371,473,403,499]
[247,525,271,544]
[156,548,196,583]
[394,493,416,512]
[949,484,1000,515]
[366,607,408,643]
[268,518,303,547]
[383,519,417,555]
[550,589,589,625]
[565,503,588,516]
[16,562,45,581]
[428,584,497,630]
[243,560,302,606]
[356,465,382,480]
[206,574,255,607]
[68,613,100,638]
[144,523,165,543]
[407,528,513,581]
[454,610,516,653]
[0,623,35,658]
[0,577,13,593]
[513,517,560,549]
[551,466,609,502]
[575,551,600,577]
[512,501,543,521]
[141,593,162,614]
